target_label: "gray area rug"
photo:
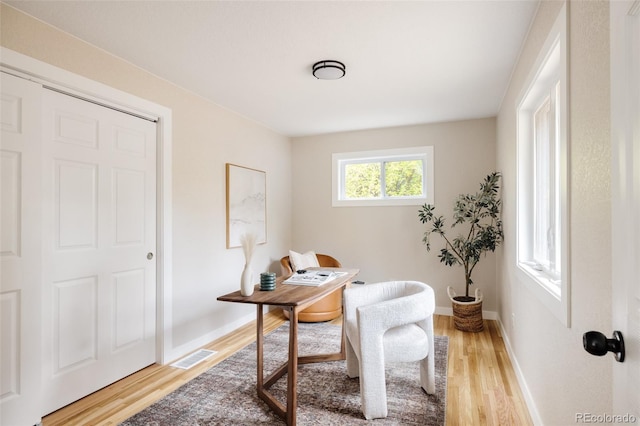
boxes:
[121,321,447,425]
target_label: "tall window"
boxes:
[332,146,434,207]
[533,84,561,280]
[516,4,569,326]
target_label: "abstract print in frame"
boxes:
[226,163,267,248]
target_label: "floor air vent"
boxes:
[171,349,217,370]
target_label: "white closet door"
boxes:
[0,72,44,426]
[40,89,157,415]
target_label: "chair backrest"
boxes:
[362,280,432,303]
[280,254,342,276]
[344,281,435,326]
[383,281,429,299]
[389,281,436,320]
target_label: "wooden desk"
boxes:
[217,267,359,425]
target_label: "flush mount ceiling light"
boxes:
[312,60,346,80]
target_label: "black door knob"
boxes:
[583,330,625,362]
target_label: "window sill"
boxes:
[332,197,428,207]
[517,262,569,327]
[519,262,561,298]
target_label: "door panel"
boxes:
[55,160,98,249]
[611,0,640,417]
[55,110,99,149]
[41,88,157,415]
[54,276,98,372]
[0,72,43,426]
[1,151,20,256]
[113,168,146,245]
[113,268,147,349]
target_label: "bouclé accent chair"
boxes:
[343,280,436,420]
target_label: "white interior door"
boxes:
[611,0,640,418]
[40,88,157,415]
[0,72,44,426]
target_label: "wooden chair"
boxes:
[280,254,343,322]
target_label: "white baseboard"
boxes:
[164,311,255,365]
[495,316,542,425]
[434,305,498,320]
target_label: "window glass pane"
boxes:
[344,162,381,199]
[384,160,424,197]
[532,91,560,278]
[332,146,433,206]
[552,82,562,273]
[533,96,552,269]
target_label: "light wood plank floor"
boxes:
[43,312,532,426]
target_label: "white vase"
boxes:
[240,263,254,296]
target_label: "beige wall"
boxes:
[1,4,293,353]
[496,1,612,423]
[291,118,497,312]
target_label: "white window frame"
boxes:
[532,87,562,280]
[332,146,434,207]
[516,4,570,327]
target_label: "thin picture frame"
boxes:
[225,163,267,248]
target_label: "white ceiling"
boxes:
[6,0,539,137]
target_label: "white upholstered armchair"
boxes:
[343,281,436,420]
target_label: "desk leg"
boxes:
[256,305,264,392]
[340,287,346,359]
[287,307,299,426]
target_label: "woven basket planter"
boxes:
[447,287,484,332]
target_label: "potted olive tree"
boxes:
[418,172,503,332]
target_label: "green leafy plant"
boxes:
[418,172,504,300]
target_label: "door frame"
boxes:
[0,47,175,364]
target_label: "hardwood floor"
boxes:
[435,315,532,425]
[42,312,532,426]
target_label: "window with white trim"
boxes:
[516,4,570,326]
[332,146,434,207]
[532,83,561,280]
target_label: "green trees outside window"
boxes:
[344,160,423,199]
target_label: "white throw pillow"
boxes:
[289,250,319,272]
